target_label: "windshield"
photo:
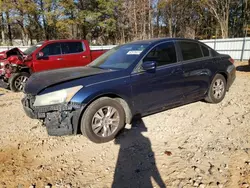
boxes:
[89,44,149,70]
[23,42,44,55]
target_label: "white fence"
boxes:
[90,45,117,50]
[200,37,250,61]
[0,38,249,60]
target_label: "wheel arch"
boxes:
[215,71,229,91]
[218,71,228,83]
[86,93,133,124]
[19,67,32,75]
[75,93,133,134]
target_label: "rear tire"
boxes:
[205,74,226,103]
[9,72,30,92]
[80,97,125,143]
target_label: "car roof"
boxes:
[127,37,201,45]
[42,38,201,45]
[44,39,86,43]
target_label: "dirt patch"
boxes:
[0,62,250,187]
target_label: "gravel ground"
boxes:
[0,62,250,188]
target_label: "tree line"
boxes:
[0,0,249,46]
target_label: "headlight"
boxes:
[0,62,4,67]
[33,86,83,107]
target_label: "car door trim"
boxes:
[175,40,213,65]
[131,61,183,77]
[181,56,213,65]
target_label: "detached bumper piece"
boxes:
[22,95,83,136]
[0,76,8,89]
[226,64,236,90]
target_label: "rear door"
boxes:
[177,41,211,101]
[33,42,63,72]
[131,41,185,114]
[60,41,91,67]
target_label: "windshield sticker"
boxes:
[127,50,143,55]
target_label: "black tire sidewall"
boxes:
[208,74,226,103]
[9,72,30,92]
[81,98,125,143]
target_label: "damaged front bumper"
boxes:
[22,95,85,136]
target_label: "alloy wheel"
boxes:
[91,106,120,138]
[14,75,28,91]
[212,78,225,99]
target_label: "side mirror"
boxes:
[37,52,47,60]
[142,61,156,72]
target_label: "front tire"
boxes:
[205,74,226,103]
[9,72,30,92]
[80,97,125,143]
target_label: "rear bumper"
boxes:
[226,64,236,90]
[22,95,84,136]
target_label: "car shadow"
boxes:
[236,65,250,72]
[112,119,166,188]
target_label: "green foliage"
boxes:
[0,0,249,45]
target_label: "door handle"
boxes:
[82,55,88,59]
[57,58,63,61]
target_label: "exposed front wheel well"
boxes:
[114,97,133,124]
[80,97,126,143]
[20,68,32,74]
[79,94,133,127]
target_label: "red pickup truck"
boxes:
[0,40,107,92]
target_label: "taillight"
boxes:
[229,58,235,64]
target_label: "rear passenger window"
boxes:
[144,42,177,67]
[201,45,210,57]
[61,42,85,54]
[179,41,203,61]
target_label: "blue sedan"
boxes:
[22,38,236,143]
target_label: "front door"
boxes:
[131,41,185,115]
[33,42,63,72]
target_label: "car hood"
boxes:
[0,48,23,60]
[24,66,112,95]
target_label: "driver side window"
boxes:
[39,43,61,57]
[143,42,177,67]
